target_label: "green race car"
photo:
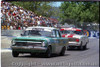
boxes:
[11,26,68,58]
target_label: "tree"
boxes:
[60,2,99,25]
[37,2,53,17]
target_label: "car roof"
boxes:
[60,27,82,31]
[26,26,57,31]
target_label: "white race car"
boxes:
[60,27,89,50]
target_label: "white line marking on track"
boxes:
[1,49,12,53]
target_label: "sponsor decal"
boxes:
[83,30,99,37]
[84,30,89,37]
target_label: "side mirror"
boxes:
[20,34,24,36]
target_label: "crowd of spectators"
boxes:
[1,1,58,30]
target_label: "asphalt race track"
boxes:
[1,36,99,67]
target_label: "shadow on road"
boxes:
[13,48,90,58]
[67,48,89,51]
[18,53,70,58]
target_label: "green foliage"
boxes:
[37,2,53,17]
[60,2,99,24]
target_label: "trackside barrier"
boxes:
[1,30,24,37]
[1,30,99,38]
[95,31,99,38]
[84,30,99,38]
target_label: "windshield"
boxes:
[61,30,84,35]
[23,30,52,37]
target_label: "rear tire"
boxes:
[59,47,66,56]
[78,42,83,50]
[83,43,87,50]
[12,51,19,57]
[45,46,52,58]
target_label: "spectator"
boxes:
[1,1,58,30]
